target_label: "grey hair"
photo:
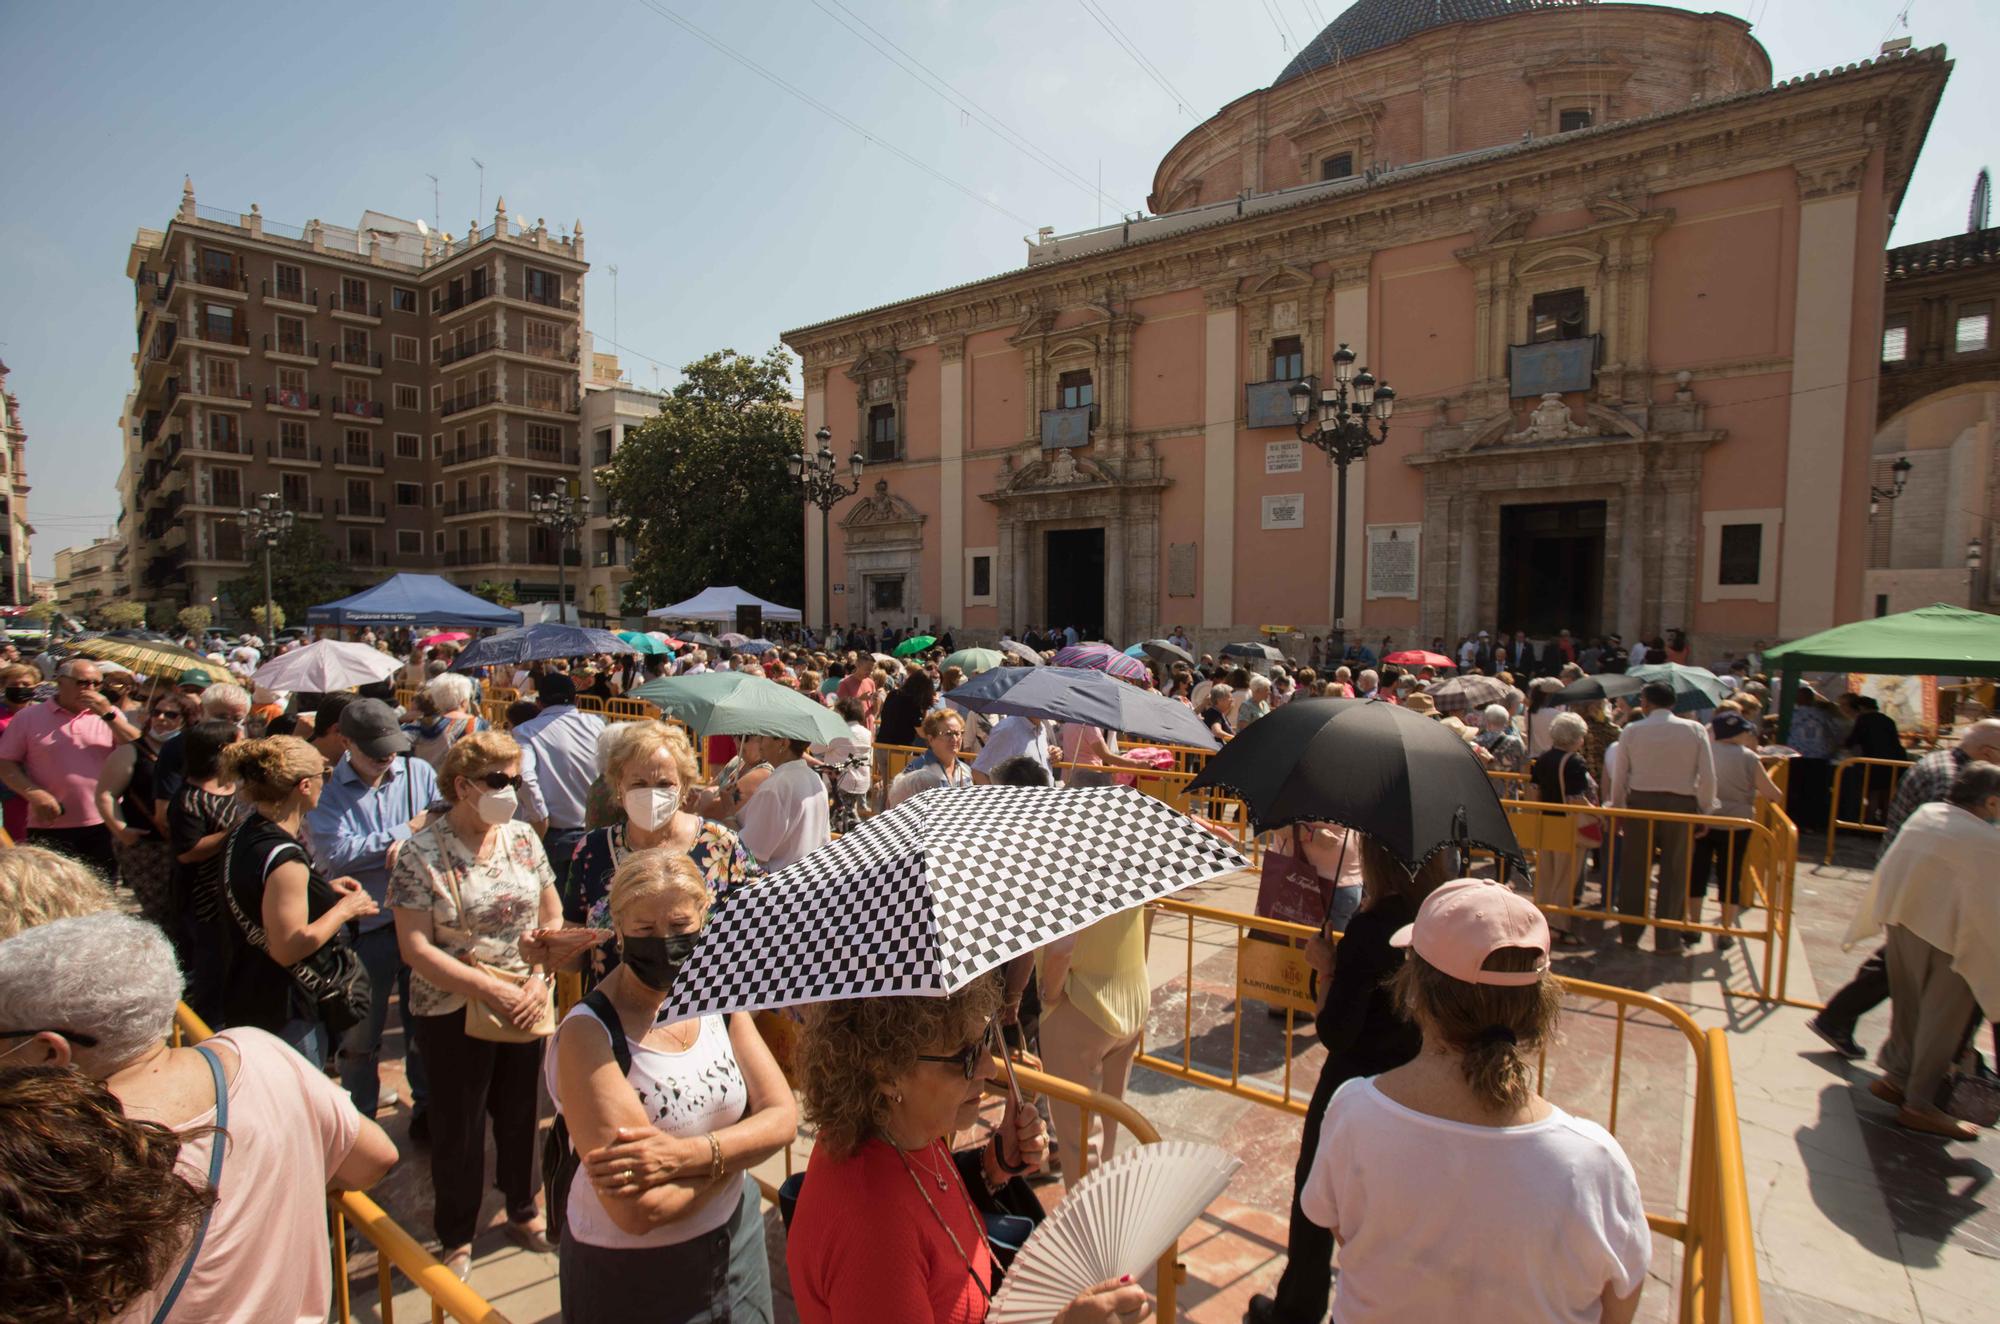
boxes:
[1358,669,1379,689]
[201,682,251,719]
[594,716,646,778]
[423,672,474,713]
[1481,703,1512,730]
[1248,675,1272,695]
[0,913,183,1076]
[54,657,100,679]
[1549,711,1588,750]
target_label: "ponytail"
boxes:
[1394,948,1562,1114]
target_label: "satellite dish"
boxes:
[416,217,430,237]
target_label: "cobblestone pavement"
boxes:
[339,828,1991,1323]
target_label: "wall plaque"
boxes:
[1265,440,1303,474]
[1261,494,1306,530]
[1366,524,1421,599]
[1167,542,1197,597]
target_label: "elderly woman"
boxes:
[1475,704,1528,773]
[93,690,185,934]
[0,843,115,940]
[218,736,379,1066]
[787,977,1149,1323]
[406,672,489,770]
[167,719,246,1025]
[1236,675,1274,727]
[388,730,564,1279]
[1297,881,1650,1323]
[1528,711,1595,948]
[886,709,974,809]
[0,912,398,1323]
[546,850,796,1322]
[566,722,753,973]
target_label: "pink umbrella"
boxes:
[420,631,470,647]
[1052,642,1151,684]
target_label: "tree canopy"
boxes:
[603,347,805,613]
[219,523,343,625]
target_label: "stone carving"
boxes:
[1272,299,1300,331]
[1505,393,1595,444]
[866,479,895,517]
[1674,370,1695,403]
[1046,448,1080,485]
[1474,207,1538,248]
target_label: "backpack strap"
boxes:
[578,986,633,1077]
[152,1044,228,1324]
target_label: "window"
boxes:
[342,378,371,408]
[398,529,422,555]
[870,576,905,611]
[279,420,308,454]
[526,422,565,457]
[394,384,420,411]
[435,531,446,554]
[274,315,307,357]
[280,472,310,508]
[1558,108,1593,133]
[523,267,561,306]
[1956,303,1991,354]
[395,482,423,507]
[1530,287,1588,342]
[526,370,566,411]
[392,334,419,363]
[867,403,898,462]
[344,428,372,465]
[431,433,443,458]
[273,262,304,301]
[274,367,307,410]
[394,432,421,459]
[209,467,242,507]
[1058,370,1094,409]
[433,482,444,505]
[1718,524,1762,586]
[340,277,368,311]
[971,555,992,598]
[431,384,443,409]
[342,327,371,365]
[391,287,417,314]
[1875,593,1890,618]
[1271,336,1304,382]
[346,478,374,511]
[1882,319,1909,364]
[525,319,563,359]
[204,357,238,398]
[347,529,374,561]
[203,304,237,342]
[200,248,236,287]
[206,412,238,447]
[594,427,614,466]
[1320,153,1353,181]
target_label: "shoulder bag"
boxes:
[431,822,556,1043]
[218,821,370,1037]
[1556,750,1606,849]
[1254,825,1331,928]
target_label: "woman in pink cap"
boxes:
[1297,879,1651,1323]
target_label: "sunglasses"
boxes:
[474,771,525,791]
[0,1027,100,1047]
[152,709,185,722]
[916,1023,997,1080]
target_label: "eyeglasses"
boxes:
[916,1023,996,1080]
[152,709,185,722]
[475,771,525,791]
[0,1027,100,1046]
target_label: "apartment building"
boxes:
[0,360,32,605]
[123,180,588,613]
[577,352,664,623]
[52,535,127,619]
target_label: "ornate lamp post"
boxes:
[1290,344,1395,656]
[1868,455,1913,516]
[237,492,293,638]
[1969,535,1985,608]
[530,487,585,623]
[793,425,865,634]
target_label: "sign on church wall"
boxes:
[1366,524,1421,599]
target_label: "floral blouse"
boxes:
[387,818,555,1016]
[564,818,756,932]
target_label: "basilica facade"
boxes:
[784,1,1951,655]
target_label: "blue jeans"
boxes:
[278,1015,329,1070]
[545,826,588,900]
[1325,885,1362,935]
[340,923,428,1116]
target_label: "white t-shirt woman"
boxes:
[1301,1075,1650,1323]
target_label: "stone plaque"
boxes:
[1366,524,1421,599]
[1167,542,1197,597]
[1271,299,1300,331]
[1261,493,1306,530]
[1265,440,1302,474]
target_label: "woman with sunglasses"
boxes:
[91,692,188,934]
[387,729,564,1281]
[547,849,796,1323]
[788,977,1152,1323]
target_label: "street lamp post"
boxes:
[1868,456,1914,516]
[1969,535,1985,608]
[1290,344,1395,658]
[530,488,586,623]
[792,425,865,635]
[237,492,294,638]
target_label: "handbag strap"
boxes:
[151,1044,228,1324]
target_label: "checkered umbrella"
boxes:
[660,784,1246,1019]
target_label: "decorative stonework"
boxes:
[1796,152,1868,200]
[980,452,1173,641]
[1504,393,1595,443]
[840,480,927,631]
[843,346,912,461]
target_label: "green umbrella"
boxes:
[893,634,938,658]
[628,672,848,744]
[1627,663,1731,714]
[941,647,1005,675]
[617,630,668,656]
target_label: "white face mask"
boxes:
[624,786,682,831]
[474,786,519,825]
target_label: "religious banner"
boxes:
[1265,440,1303,474]
[1508,336,1600,397]
[1261,494,1306,529]
[1366,523,1421,599]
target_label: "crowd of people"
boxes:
[0,613,1989,1323]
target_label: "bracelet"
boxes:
[704,1132,724,1186]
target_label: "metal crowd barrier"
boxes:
[1136,900,1763,1322]
[171,1004,514,1324]
[1823,756,1909,863]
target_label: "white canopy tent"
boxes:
[646,585,802,623]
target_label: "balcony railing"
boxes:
[441,548,501,567]
[191,431,253,456]
[187,263,246,293]
[522,442,581,466]
[331,295,383,319]
[334,499,387,519]
[141,411,165,446]
[520,282,578,311]
[336,448,385,470]
[437,330,579,367]
[261,278,318,306]
[163,379,183,413]
[266,439,323,463]
[145,326,178,364]
[441,439,503,467]
[264,333,319,358]
[329,345,383,370]
[154,270,177,306]
[265,386,321,412]
[436,332,498,367]
[439,385,502,418]
[190,380,253,404]
[190,320,250,348]
[330,397,384,420]
[441,492,529,516]
[432,283,493,315]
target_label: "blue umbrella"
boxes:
[449,623,636,672]
[945,665,1218,750]
[736,639,779,656]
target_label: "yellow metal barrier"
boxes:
[1050,760,1260,859]
[172,1005,514,1324]
[605,696,656,722]
[576,694,606,714]
[1134,900,1763,1322]
[1487,769,1532,799]
[393,687,416,712]
[1824,756,1909,863]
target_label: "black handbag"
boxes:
[543,989,632,1246]
[219,821,371,1037]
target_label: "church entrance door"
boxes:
[1498,501,1605,638]
[1044,528,1106,642]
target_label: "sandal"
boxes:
[503,1216,553,1255]
[442,1246,472,1282]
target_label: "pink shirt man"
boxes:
[0,697,118,827]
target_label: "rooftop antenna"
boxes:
[609,264,620,364]
[426,173,440,233]
[472,157,486,224]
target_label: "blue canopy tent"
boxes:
[306,574,523,630]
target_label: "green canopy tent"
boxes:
[1764,603,2000,739]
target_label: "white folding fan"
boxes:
[987,1141,1241,1324]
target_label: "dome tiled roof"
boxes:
[1274,0,1565,86]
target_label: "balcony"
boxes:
[330,294,383,323]
[519,282,578,313]
[154,269,177,308]
[432,283,495,316]
[186,380,254,408]
[140,411,165,446]
[333,499,387,521]
[330,397,384,423]
[188,320,251,352]
[263,333,319,364]
[436,330,581,368]
[328,344,383,372]
[334,446,385,471]
[441,548,503,568]
[190,431,254,458]
[186,263,248,297]
[592,444,614,467]
[442,491,529,517]
[520,441,581,467]
[439,385,502,419]
[260,278,318,309]
[265,386,321,415]
[266,439,323,465]
[441,438,502,468]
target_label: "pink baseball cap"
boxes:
[1390,879,1551,986]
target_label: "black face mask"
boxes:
[4,687,34,706]
[619,931,700,992]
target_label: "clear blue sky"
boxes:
[2,1,1987,577]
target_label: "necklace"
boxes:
[893,1139,992,1306]
[901,1135,951,1190]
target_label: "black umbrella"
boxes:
[1139,638,1196,666]
[1547,674,1643,705]
[1221,641,1284,664]
[1186,697,1525,870]
[675,632,723,649]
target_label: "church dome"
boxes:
[1274,0,1558,85]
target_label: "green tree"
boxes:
[177,605,213,636]
[101,601,148,629]
[220,523,342,625]
[249,604,285,633]
[604,347,805,611]
[472,580,519,607]
[22,600,60,627]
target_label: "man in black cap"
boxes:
[510,671,602,894]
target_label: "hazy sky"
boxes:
[1,1,1987,576]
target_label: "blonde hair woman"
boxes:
[217,736,376,1065]
[547,850,796,1322]
[387,730,563,1280]
[0,844,114,939]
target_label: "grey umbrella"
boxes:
[998,638,1045,666]
[1140,639,1196,666]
